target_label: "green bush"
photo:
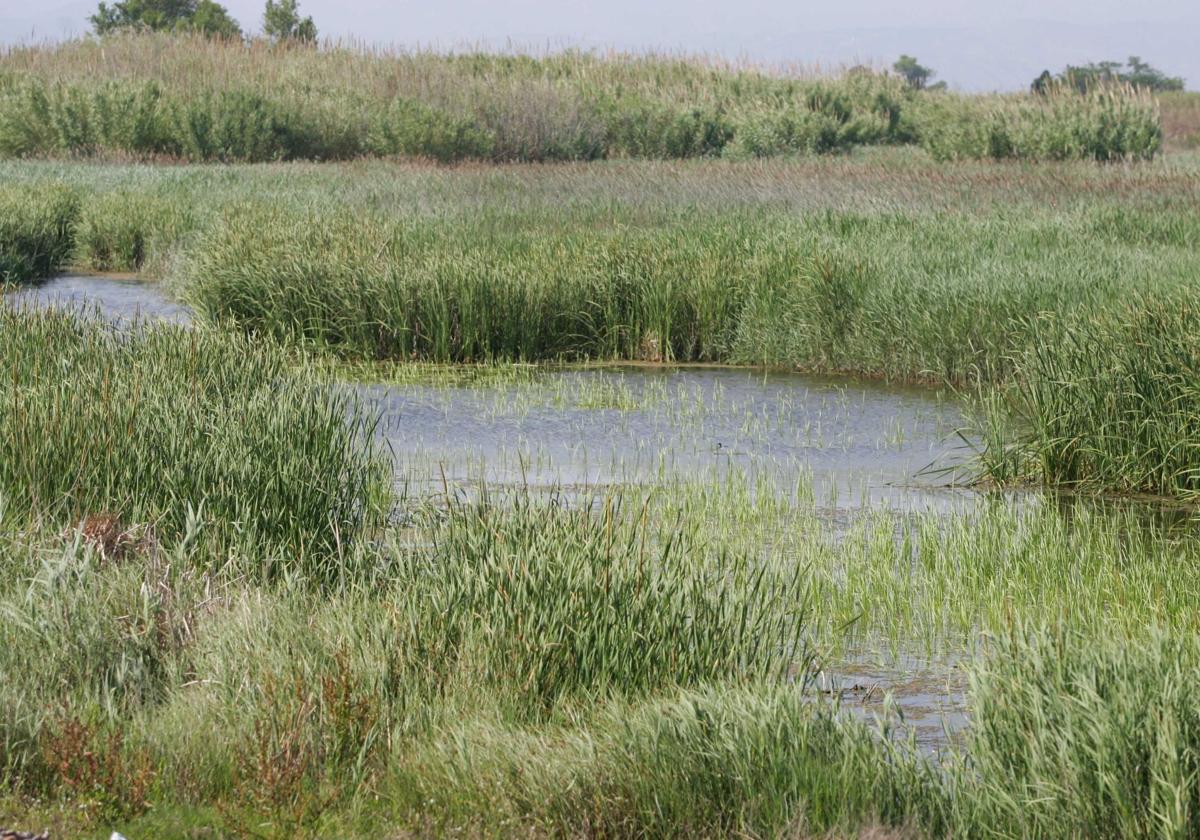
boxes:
[603,99,733,158]
[0,79,175,158]
[169,88,325,162]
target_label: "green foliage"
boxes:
[603,100,733,158]
[0,309,387,566]
[962,625,1200,838]
[262,0,316,43]
[90,0,242,38]
[75,189,194,272]
[366,98,494,162]
[169,88,324,161]
[395,684,948,837]
[180,207,805,363]
[978,301,1200,498]
[0,79,171,158]
[893,54,935,90]
[409,496,812,718]
[1040,55,1185,94]
[0,184,79,283]
[915,85,1162,162]
[0,34,1162,163]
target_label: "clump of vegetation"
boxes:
[961,624,1200,838]
[0,184,79,283]
[977,301,1200,499]
[4,475,1200,836]
[0,308,387,566]
[1033,55,1185,94]
[915,83,1162,161]
[893,54,946,91]
[90,0,243,39]
[0,33,1164,162]
[74,188,194,272]
[262,0,316,43]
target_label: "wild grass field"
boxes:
[0,34,1165,163]
[3,33,1200,840]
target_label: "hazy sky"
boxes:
[2,0,1196,90]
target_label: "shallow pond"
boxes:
[8,275,976,754]
[7,273,192,324]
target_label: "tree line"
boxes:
[892,54,1184,94]
[90,0,317,42]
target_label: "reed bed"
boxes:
[0,183,78,283]
[960,624,1200,838]
[0,488,820,834]
[177,199,1198,386]
[0,308,387,567]
[5,153,1200,495]
[976,303,1200,499]
[1160,92,1200,150]
[0,33,1163,163]
[915,85,1162,162]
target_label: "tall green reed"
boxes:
[0,183,78,283]
[0,308,388,568]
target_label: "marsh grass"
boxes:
[0,308,387,568]
[977,303,1200,499]
[6,154,1200,495]
[177,198,1200,391]
[959,624,1200,838]
[0,484,825,835]
[5,476,1200,836]
[915,84,1162,162]
[74,188,195,274]
[0,183,78,283]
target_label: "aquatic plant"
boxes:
[0,184,78,283]
[0,308,387,567]
[977,302,1200,498]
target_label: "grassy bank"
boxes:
[0,33,1163,163]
